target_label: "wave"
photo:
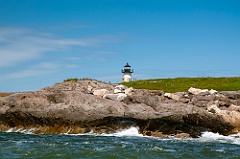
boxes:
[63,126,143,137]
[198,131,240,145]
[3,127,240,145]
[104,127,143,137]
[64,127,240,145]
[5,127,38,134]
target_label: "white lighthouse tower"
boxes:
[122,63,134,82]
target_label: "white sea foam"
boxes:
[65,126,143,137]
[20,128,38,134]
[6,127,38,134]
[198,131,240,145]
[6,128,15,132]
[200,131,235,141]
[112,127,143,137]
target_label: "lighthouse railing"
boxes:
[122,69,133,73]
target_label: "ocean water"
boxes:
[1,127,240,159]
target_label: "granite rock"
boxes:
[0,80,239,137]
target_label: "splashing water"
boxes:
[113,127,143,137]
[198,131,240,145]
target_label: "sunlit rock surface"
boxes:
[0,79,240,138]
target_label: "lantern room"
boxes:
[121,63,134,82]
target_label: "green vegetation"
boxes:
[63,78,111,84]
[63,78,79,82]
[123,77,240,93]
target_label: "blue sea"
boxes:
[0,127,240,159]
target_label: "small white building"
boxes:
[122,63,134,82]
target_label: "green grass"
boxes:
[123,77,240,93]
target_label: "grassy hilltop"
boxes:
[123,77,240,93]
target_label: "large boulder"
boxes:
[191,94,215,108]
[220,91,240,100]
[114,85,127,94]
[164,92,189,103]
[220,91,240,106]
[207,103,240,133]
[164,93,180,101]
[93,89,109,97]
[188,87,208,95]
[103,93,127,101]
[125,87,134,95]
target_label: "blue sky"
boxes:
[0,0,240,92]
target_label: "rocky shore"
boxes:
[0,79,240,138]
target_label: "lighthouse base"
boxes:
[122,74,132,82]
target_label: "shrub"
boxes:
[63,78,78,82]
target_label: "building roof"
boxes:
[124,63,131,67]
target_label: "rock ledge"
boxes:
[1,79,240,138]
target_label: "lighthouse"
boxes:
[122,63,134,82]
